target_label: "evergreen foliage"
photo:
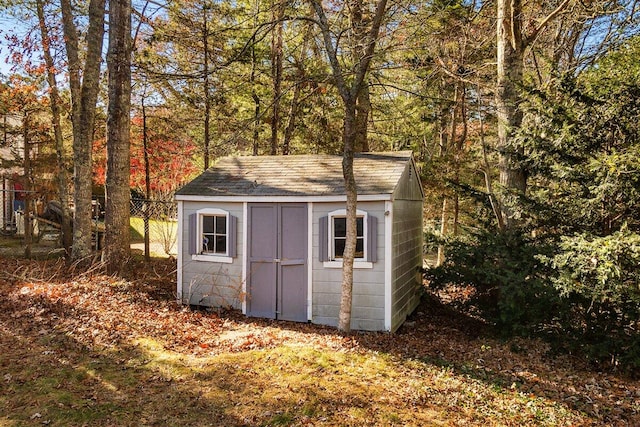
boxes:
[427,37,640,373]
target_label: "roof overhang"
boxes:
[175,194,392,203]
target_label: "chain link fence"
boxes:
[129,198,178,257]
[1,190,178,258]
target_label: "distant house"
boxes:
[175,151,424,332]
[0,114,24,231]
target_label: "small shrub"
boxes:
[425,229,562,336]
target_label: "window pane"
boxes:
[215,236,226,254]
[356,217,364,237]
[355,238,364,258]
[203,216,214,233]
[334,238,345,258]
[334,217,346,237]
[215,216,226,234]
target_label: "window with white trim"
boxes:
[201,214,227,254]
[320,209,377,266]
[331,214,365,260]
[189,208,237,262]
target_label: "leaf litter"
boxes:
[0,257,638,426]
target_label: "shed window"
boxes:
[320,209,377,265]
[202,214,227,254]
[332,216,364,259]
[189,208,237,262]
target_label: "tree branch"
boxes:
[351,0,388,99]
[308,0,350,101]
[524,0,572,48]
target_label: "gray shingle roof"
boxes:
[176,151,414,197]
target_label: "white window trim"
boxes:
[192,208,233,263]
[323,209,373,269]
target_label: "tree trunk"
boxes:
[354,84,371,152]
[310,0,388,332]
[350,0,371,153]
[338,103,358,332]
[452,83,467,236]
[203,3,211,169]
[436,198,447,266]
[22,113,32,259]
[251,0,261,156]
[435,82,449,266]
[496,0,527,226]
[104,0,132,274]
[60,0,80,122]
[37,0,72,257]
[495,0,570,228]
[142,94,151,262]
[270,1,284,155]
[62,0,106,261]
[251,40,260,156]
[283,79,301,155]
[283,19,313,155]
[477,84,504,229]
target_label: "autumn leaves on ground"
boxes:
[0,258,638,427]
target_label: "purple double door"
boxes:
[247,203,308,322]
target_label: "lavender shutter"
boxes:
[228,215,237,258]
[367,215,378,262]
[319,216,329,262]
[188,213,198,255]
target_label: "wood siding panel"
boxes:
[390,199,423,331]
[393,160,423,201]
[180,202,244,309]
[311,201,386,331]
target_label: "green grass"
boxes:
[129,216,177,257]
[129,216,177,243]
[0,335,586,427]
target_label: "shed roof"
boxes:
[176,151,415,197]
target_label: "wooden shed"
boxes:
[175,151,424,332]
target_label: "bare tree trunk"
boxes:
[496,0,526,227]
[436,81,449,266]
[203,3,211,169]
[338,104,358,331]
[142,92,151,262]
[477,84,504,229]
[495,0,571,228]
[251,0,261,156]
[436,198,447,266]
[270,1,284,155]
[351,0,370,153]
[23,113,32,259]
[453,83,467,236]
[355,85,371,152]
[61,0,106,261]
[283,19,313,155]
[37,0,72,257]
[282,81,300,155]
[104,0,132,274]
[60,0,80,121]
[251,44,260,156]
[310,0,388,332]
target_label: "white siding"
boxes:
[180,201,245,309]
[390,160,423,332]
[311,201,387,331]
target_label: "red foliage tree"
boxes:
[92,113,198,198]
